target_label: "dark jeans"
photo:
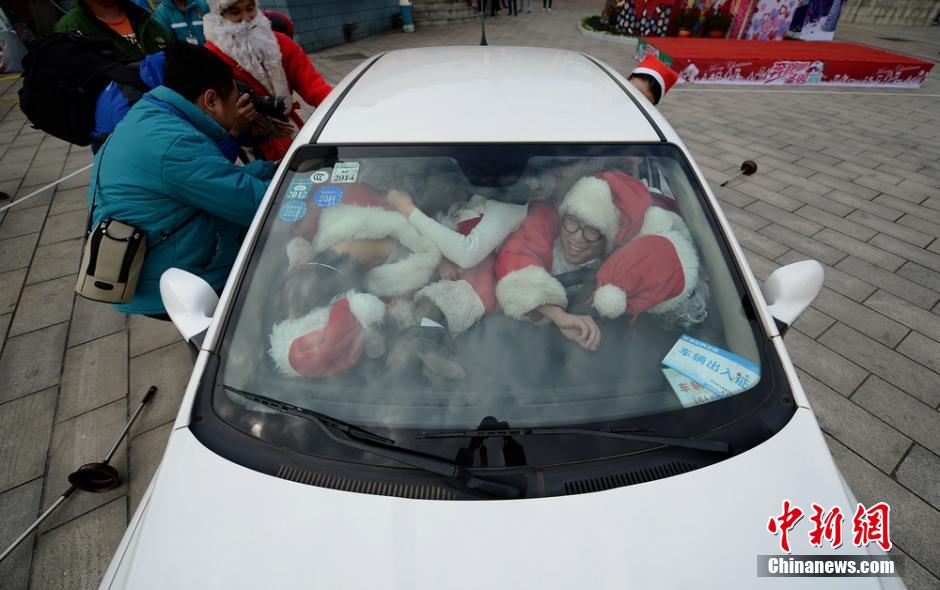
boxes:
[543,0,551,7]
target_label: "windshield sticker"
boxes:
[331,162,360,184]
[284,177,313,200]
[662,334,760,397]
[313,185,344,208]
[310,169,330,183]
[662,368,733,408]
[278,199,307,223]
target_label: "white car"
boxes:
[102,47,903,589]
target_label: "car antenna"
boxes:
[719,159,758,187]
[479,1,488,46]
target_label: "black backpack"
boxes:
[18,32,148,146]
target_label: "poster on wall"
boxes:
[788,0,842,41]
[608,0,679,37]
[726,0,758,39]
[744,0,800,40]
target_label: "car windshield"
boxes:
[213,143,786,471]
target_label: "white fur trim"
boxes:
[416,280,485,335]
[639,208,692,243]
[592,284,628,319]
[495,265,568,319]
[632,66,666,102]
[313,205,441,297]
[347,292,385,328]
[268,306,330,377]
[386,299,417,329]
[286,236,315,268]
[648,230,701,317]
[558,177,619,250]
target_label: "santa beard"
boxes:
[203,11,291,98]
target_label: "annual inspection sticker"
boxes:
[313,185,344,207]
[284,177,313,200]
[331,162,359,183]
[278,199,307,223]
[661,334,760,397]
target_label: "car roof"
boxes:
[313,46,662,144]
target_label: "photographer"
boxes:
[88,43,275,317]
[204,0,332,161]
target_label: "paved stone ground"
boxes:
[1,2,939,588]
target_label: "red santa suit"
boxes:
[494,170,703,326]
[270,182,442,378]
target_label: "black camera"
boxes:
[236,81,289,121]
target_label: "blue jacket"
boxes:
[153,0,209,45]
[88,85,275,315]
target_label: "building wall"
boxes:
[263,0,400,52]
[839,0,940,26]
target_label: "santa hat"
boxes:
[206,0,239,13]
[269,292,386,378]
[557,170,652,252]
[630,55,679,104]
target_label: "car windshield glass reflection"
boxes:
[218,144,767,462]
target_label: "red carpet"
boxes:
[637,38,934,88]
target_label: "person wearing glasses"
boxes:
[494,170,703,351]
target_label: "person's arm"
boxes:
[538,304,601,351]
[278,34,332,107]
[161,133,270,226]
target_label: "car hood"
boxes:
[102,408,899,589]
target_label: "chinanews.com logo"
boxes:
[758,500,898,578]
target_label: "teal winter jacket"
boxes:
[153,0,210,45]
[88,85,275,315]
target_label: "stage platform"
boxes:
[636,38,934,88]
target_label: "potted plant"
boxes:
[704,5,733,38]
[675,6,699,37]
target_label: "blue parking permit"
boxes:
[313,185,345,207]
[278,199,307,223]
[284,177,313,200]
[661,334,760,397]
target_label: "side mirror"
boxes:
[761,260,824,335]
[160,268,219,344]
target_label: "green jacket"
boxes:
[53,0,172,59]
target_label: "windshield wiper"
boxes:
[418,425,730,454]
[222,386,523,499]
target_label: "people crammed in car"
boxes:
[494,170,705,351]
[87,44,274,318]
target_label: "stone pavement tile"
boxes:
[740,248,778,282]
[19,164,65,189]
[864,291,940,343]
[792,307,835,340]
[128,314,183,358]
[0,313,9,350]
[9,276,74,337]
[734,180,804,212]
[836,257,939,311]
[794,157,858,182]
[58,332,128,423]
[48,186,89,216]
[0,268,27,315]
[784,329,867,397]
[38,209,85,246]
[776,251,876,303]
[826,189,903,221]
[29,149,68,171]
[808,172,880,199]
[41,399,128,532]
[889,547,940,590]
[2,146,39,165]
[0,233,39,274]
[820,323,940,408]
[8,183,55,212]
[760,224,845,266]
[798,371,911,474]
[870,234,940,273]
[732,225,789,261]
[837,161,906,187]
[896,445,940,509]
[56,167,91,192]
[897,262,940,293]
[0,324,68,404]
[129,341,194,436]
[825,435,940,579]
[0,387,56,493]
[129,422,172,514]
[793,205,877,242]
[845,210,934,248]
[897,332,940,382]
[810,288,908,348]
[30,498,126,590]
[873,194,940,226]
[715,186,756,209]
[0,206,46,240]
[745,201,822,236]
[68,297,125,348]
[853,376,940,456]
[0,162,26,183]
[930,240,940,255]
[814,229,905,272]
[0,479,43,590]
[720,204,769,232]
[25,239,82,286]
